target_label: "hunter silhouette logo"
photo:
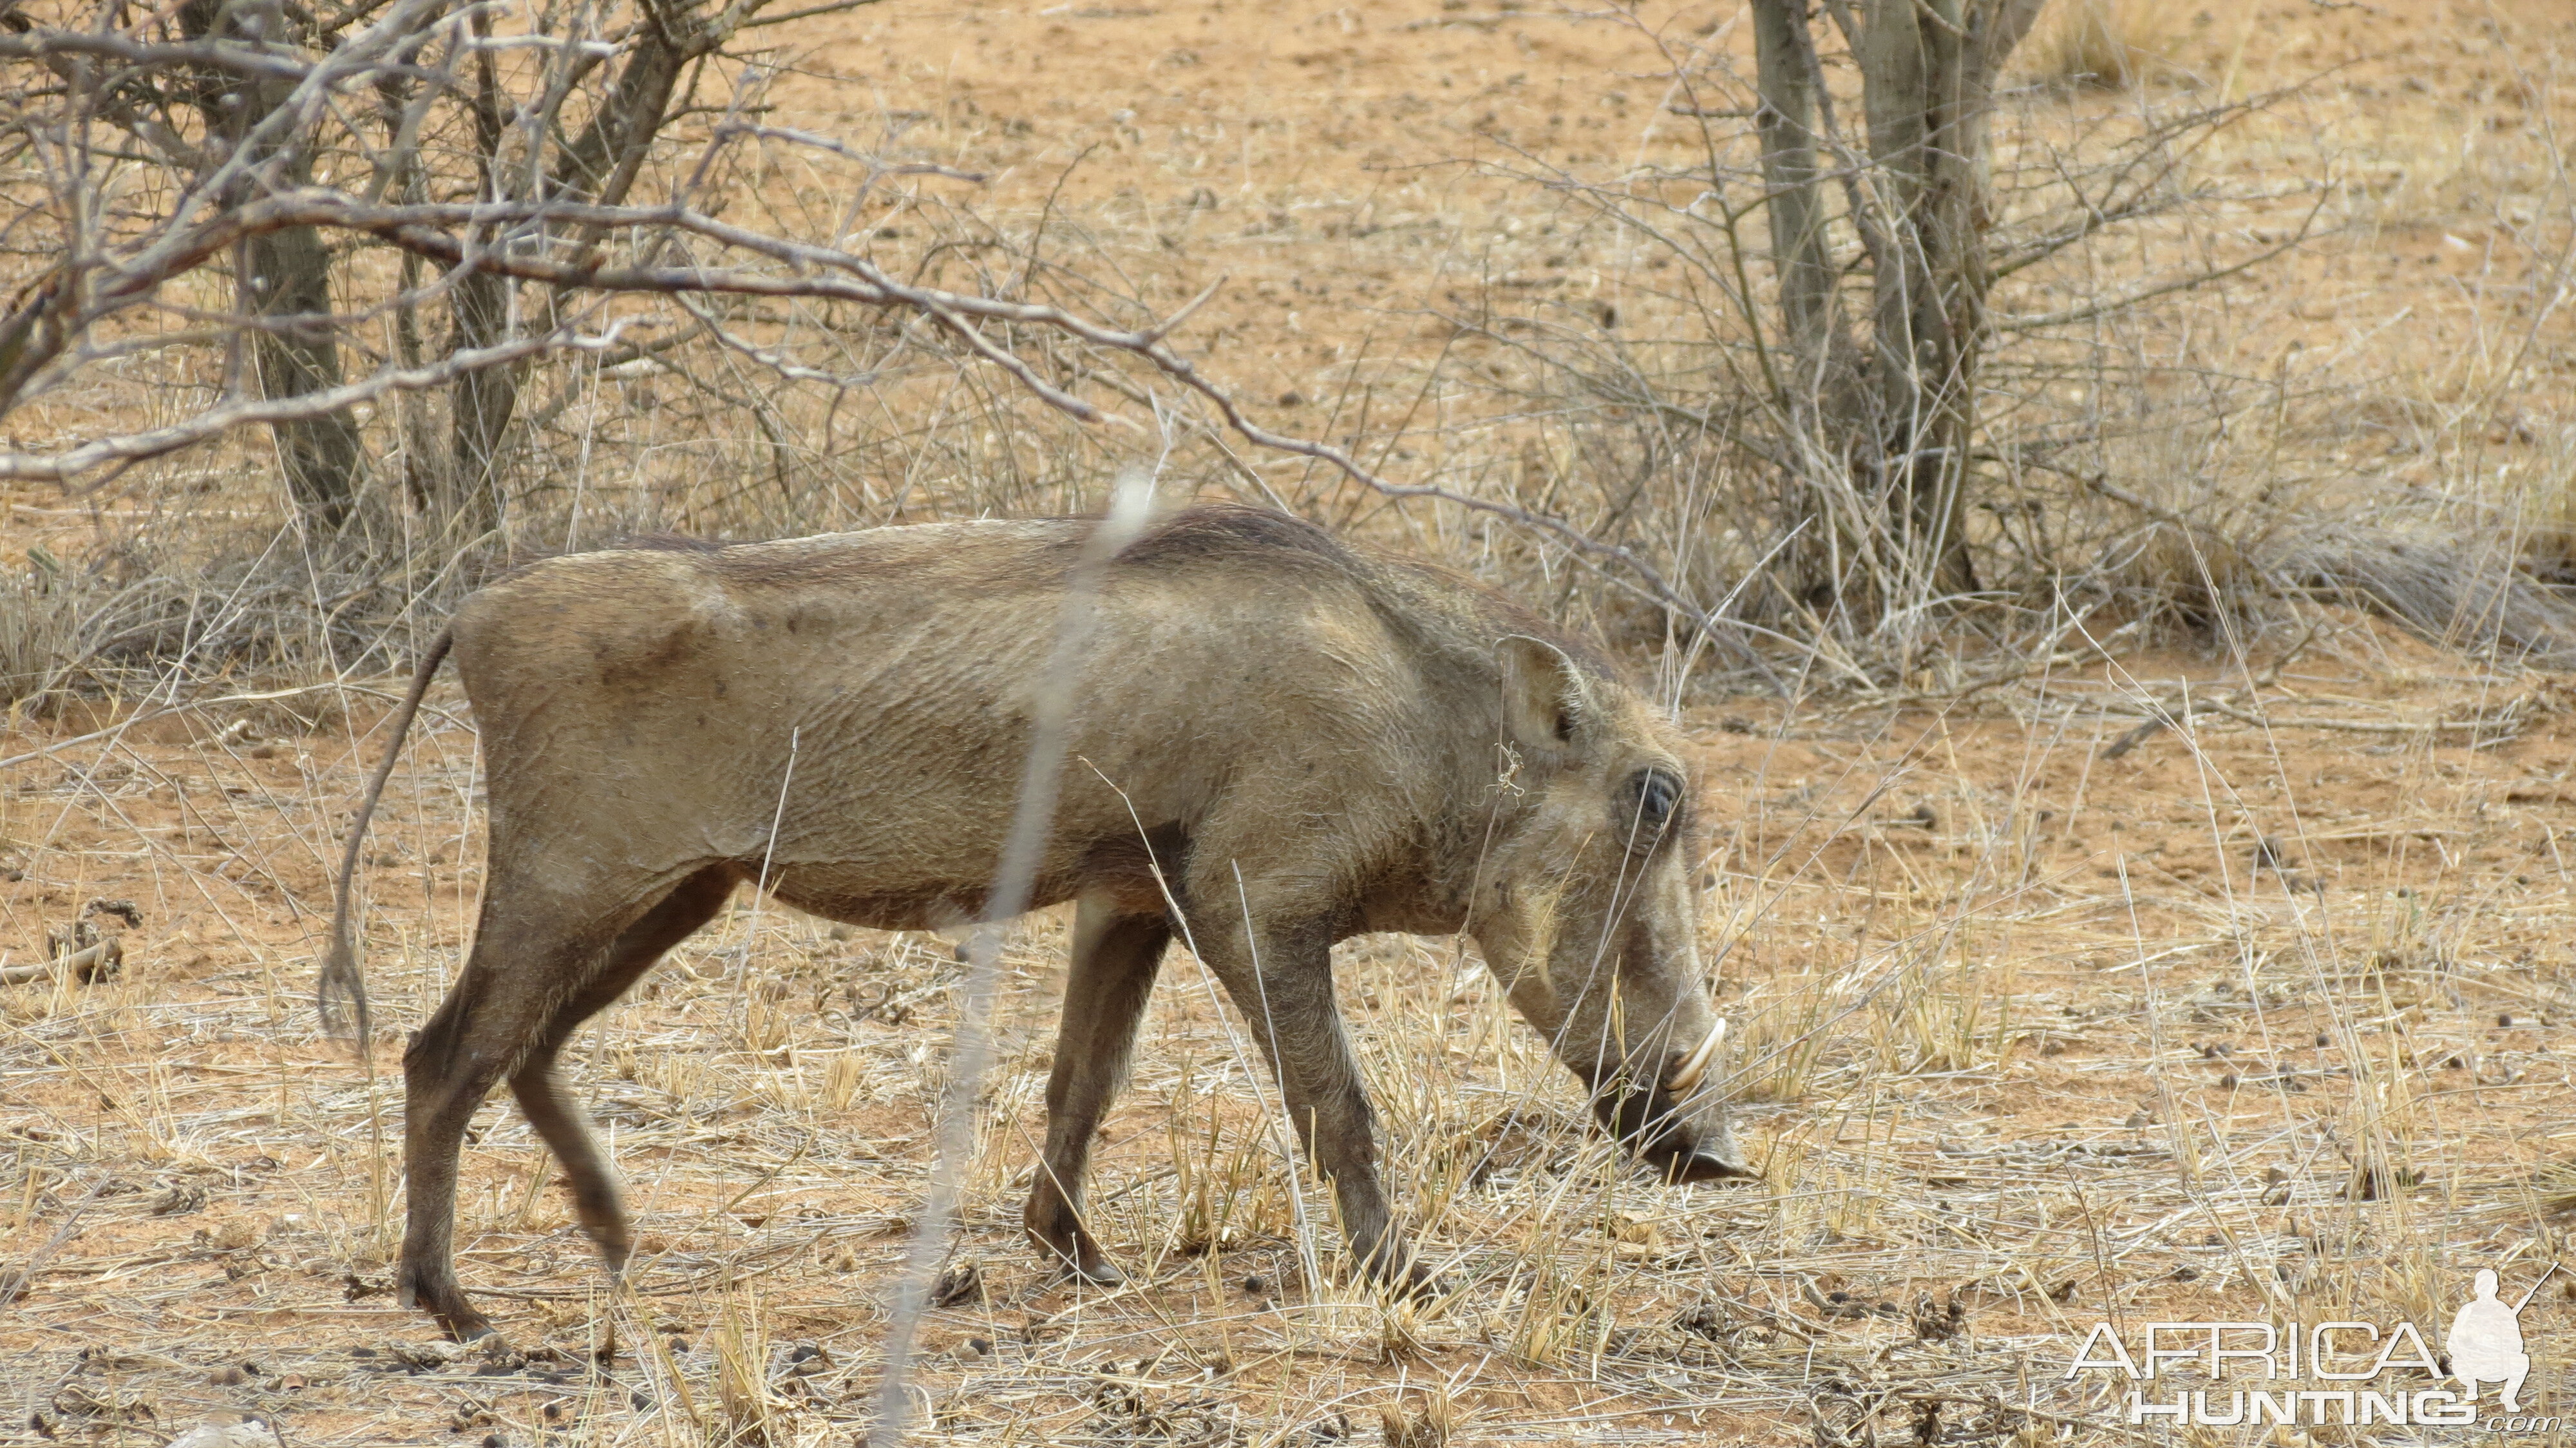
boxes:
[2449,1266,2552,1412]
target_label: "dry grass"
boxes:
[9,0,2576,1444]
[2017,0,2188,91]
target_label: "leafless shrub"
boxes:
[1443,8,2576,687]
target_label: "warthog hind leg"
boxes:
[401,866,732,1342]
[510,868,736,1275]
[1025,894,1171,1285]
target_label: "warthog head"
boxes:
[1468,636,1753,1185]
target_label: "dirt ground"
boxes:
[8,618,2576,1446]
[10,0,2576,1445]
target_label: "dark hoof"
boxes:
[1032,1237,1124,1288]
[1361,1250,1450,1303]
[400,1274,498,1344]
[1394,1269,1454,1304]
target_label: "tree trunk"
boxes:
[1859,0,1978,595]
[444,28,517,535]
[246,227,366,529]
[1748,0,2046,602]
[1751,0,1837,397]
[438,14,688,534]
[185,0,365,529]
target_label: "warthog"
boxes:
[324,505,1751,1341]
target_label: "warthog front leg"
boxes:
[1025,895,1171,1285]
[1203,919,1439,1298]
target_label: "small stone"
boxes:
[386,1340,464,1370]
[166,1422,280,1448]
[1242,1273,1269,1295]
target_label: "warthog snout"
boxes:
[1590,1024,1756,1185]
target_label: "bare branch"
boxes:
[0,325,638,482]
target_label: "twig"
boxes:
[866,472,1158,1448]
[2200,698,2518,737]
[0,940,120,987]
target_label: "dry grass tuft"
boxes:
[2280,527,2576,671]
[1376,1387,1452,1448]
[0,560,84,705]
[2018,0,2187,90]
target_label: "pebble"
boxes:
[166,1420,279,1448]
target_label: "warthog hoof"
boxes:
[1031,1234,1125,1288]
[400,1269,498,1343]
[1357,1243,1452,1303]
[433,1306,501,1344]
[1065,1259,1125,1288]
[1385,1259,1454,1304]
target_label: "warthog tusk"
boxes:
[1665,1019,1726,1094]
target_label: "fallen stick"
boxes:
[0,938,122,986]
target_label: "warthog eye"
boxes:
[1619,768,1684,845]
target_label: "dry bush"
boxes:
[1425,10,2576,695]
[1,0,2569,712]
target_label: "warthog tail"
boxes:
[319,629,455,1049]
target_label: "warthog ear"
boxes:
[1498,635,1590,750]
